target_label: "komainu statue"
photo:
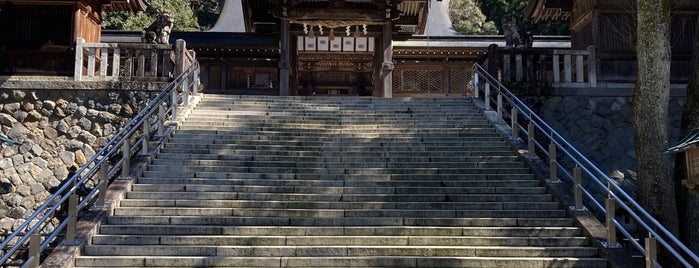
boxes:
[502,13,522,48]
[142,11,174,44]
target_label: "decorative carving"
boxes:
[142,11,174,44]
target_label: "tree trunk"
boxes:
[633,0,679,236]
[675,17,699,255]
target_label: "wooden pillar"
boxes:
[220,61,227,91]
[290,34,299,96]
[279,20,291,96]
[381,23,393,98]
[442,66,450,95]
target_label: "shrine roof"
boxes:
[102,0,148,12]
[394,35,570,49]
[240,0,429,35]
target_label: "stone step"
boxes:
[178,122,496,130]
[174,127,500,135]
[166,135,505,143]
[160,144,514,152]
[74,255,607,268]
[90,234,589,247]
[156,148,518,157]
[72,96,604,267]
[154,150,518,158]
[146,161,525,169]
[164,139,508,147]
[111,208,567,218]
[151,155,520,163]
[105,216,576,227]
[97,225,583,237]
[135,178,537,187]
[184,116,488,122]
[125,191,554,202]
[129,184,545,194]
[139,172,535,181]
[82,244,599,258]
[171,129,501,138]
[142,167,533,175]
[118,200,561,210]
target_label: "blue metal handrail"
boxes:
[473,63,699,267]
[0,59,200,267]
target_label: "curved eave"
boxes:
[102,0,148,13]
[523,0,546,20]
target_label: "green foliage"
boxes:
[102,0,224,31]
[190,0,225,30]
[478,0,569,35]
[449,0,498,35]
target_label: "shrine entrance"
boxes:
[296,36,375,96]
[192,1,487,97]
[239,0,430,98]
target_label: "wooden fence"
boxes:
[491,45,597,89]
[74,38,195,82]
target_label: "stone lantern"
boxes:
[665,129,699,194]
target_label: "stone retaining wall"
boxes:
[0,88,155,235]
[536,96,684,195]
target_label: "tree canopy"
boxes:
[102,0,224,31]
[449,0,569,36]
[449,0,498,35]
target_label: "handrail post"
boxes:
[74,38,85,81]
[64,193,78,244]
[183,75,190,107]
[141,118,150,155]
[473,72,479,98]
[549,141,559,183]
[28,234,40,268]
[485,83,491,110]
[171,90,178,122]
[605,188,619,247]
[511,107,518,139]
[120,139,130,179]
[157,104,165,136]
[574,165,585,211]
[96,163,109,208]
[645,233,657,268]
[496,93,503,122]
[193,67,200,95]
[527,121,535,158]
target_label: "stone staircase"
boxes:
[74,95,607,267]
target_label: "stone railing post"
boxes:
[496,93,503,122]
[587,45,597,88]
[549,141,559,183]
[574,165,584,211]
[485,83,491,110]
[645,234,657,268]
[527,121,535,158]
[96,164,109,208]
[511,107,518,139]
[473,72,479,98]
[175,39,186,76]
[74,38,85,81]
[141,119,150,155]
[28,234,40,268]
[120,139,130,179]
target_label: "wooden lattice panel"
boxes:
[226,67,278,89]
[392,69,442,93]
